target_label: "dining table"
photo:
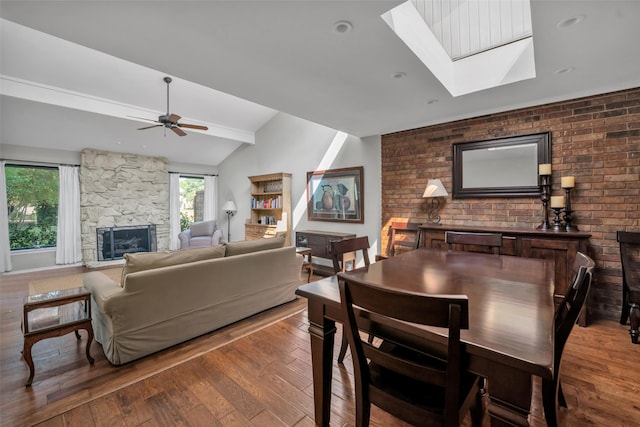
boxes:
[295,248,556,427]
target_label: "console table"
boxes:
[419,224,592,326]
[295,230,356,276]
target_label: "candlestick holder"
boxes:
[537,174,552,230]
[563,187,579,231]
[551,207,565,231]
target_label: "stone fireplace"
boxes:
[80,149,170,265]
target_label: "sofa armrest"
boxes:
[178,229,192,249]
[83,271,123,313]
[212,229,223,245]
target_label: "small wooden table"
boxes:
[296,247,313,282]
[22,287,94,386]
[296,248,556,427]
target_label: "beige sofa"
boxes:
[83,236,302,365]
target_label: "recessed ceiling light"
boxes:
[391,72,407,80]
[557,15,585,29]
[555,67,575,75]
[333,20,353,34]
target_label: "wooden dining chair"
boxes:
[388,221,423,256]
[331,236,371,273]
[331,236,372,363]
[445,231,503,255]
[338,273,484,427]
[617,231,640,344]
[543,251,595,427]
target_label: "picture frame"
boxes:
[307,166,364,223]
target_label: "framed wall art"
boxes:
[307,166,364,223]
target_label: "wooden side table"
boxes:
[296,247,313,282]
[22,287,94,386]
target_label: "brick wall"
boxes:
[381,87,640,321]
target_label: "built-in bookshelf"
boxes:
[245,172,292,244]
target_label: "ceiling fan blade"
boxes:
[137,124,163,130]
[177,123,209,131]
[167,113,181,123]
[128,115,159,123]
[171,126,187,137]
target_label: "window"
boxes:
[5,165,59,250]
[179,176,204,231]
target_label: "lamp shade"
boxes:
[423,179,448,198]
[222,200,237,212]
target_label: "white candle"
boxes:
[539,163,552,176]
[561,176,575,188]
[550,195,565,208]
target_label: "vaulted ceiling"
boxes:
[2,1,639,167]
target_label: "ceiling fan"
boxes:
[133,76,208,137]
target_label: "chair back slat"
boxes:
[617,231,640,290]
[445,231,503,255]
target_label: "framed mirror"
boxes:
[452,132,551,198]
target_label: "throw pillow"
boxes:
[121,245,226,284]
[190,220,216,237]
[224,235,286,257]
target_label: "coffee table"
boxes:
[22,287,94,386]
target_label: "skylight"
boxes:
[382,0,535,96]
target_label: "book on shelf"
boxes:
[251,195,282,209]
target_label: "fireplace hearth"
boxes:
[96,225,157,261]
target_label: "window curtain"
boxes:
[169,173,181,250]
[55,165,82,264]
[0,162,12,272]
[203,175,217,222]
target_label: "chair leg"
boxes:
[542,377,559,427]
[620,287,630,325]
[558,380,567,408]
[337,333,349,363]
[470,386,484,427]
[629,302,640,344]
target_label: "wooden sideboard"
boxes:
[295,230,356,276]
[419,224,592,326]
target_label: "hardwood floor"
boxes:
[2,267,639,426]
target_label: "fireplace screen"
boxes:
[96,224,157,261]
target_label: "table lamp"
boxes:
[423,179,448,224]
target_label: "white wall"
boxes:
[217,112,382,265]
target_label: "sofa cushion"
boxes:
[224,235,286,257]
[190,220,216,237]
[121,245,226,284]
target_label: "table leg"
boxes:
[22,338,35,387]
[84,326,95,364]
[486,364,533,427]
[307,302,336,427]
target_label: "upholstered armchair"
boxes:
[178,220,223,250]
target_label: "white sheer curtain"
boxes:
[0,162,12,272]
[56,166,82,264]
[203,175,217,221]
[169,173,181,250]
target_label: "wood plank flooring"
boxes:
[2,267,639,426]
